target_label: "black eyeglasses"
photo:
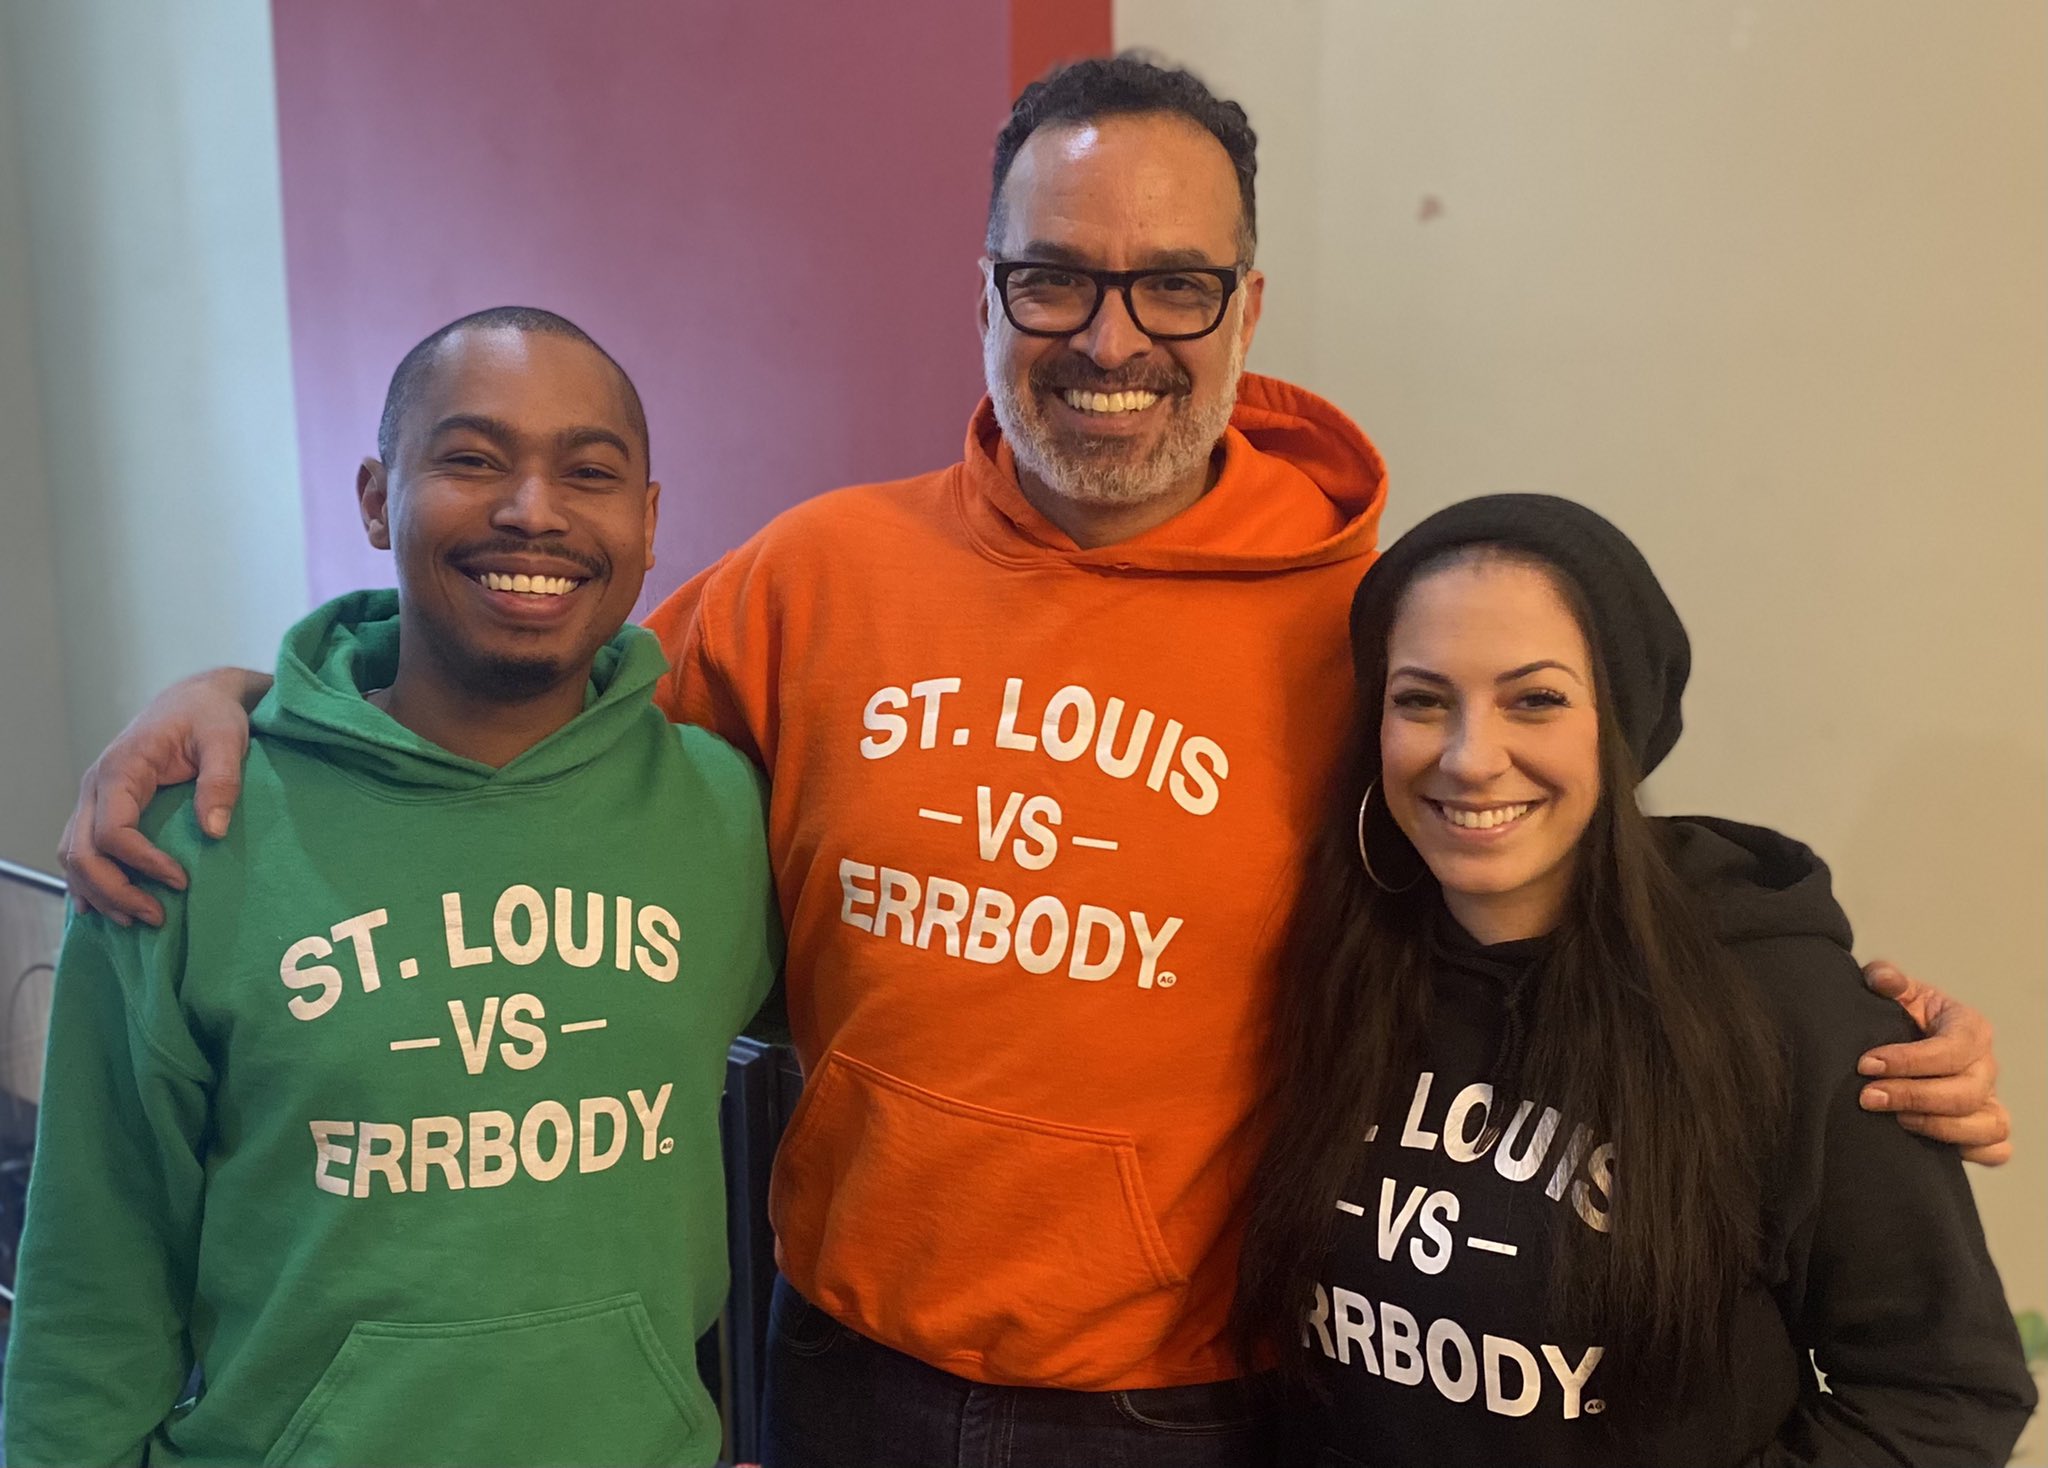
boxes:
[989,260,1244,341]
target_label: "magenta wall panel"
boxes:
[272,1,1007,609]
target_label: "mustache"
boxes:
[449,539,608,579]
[1030,360,1190,397]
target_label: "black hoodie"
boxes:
[1300,817,2035,1467]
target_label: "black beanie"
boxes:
[1349,494,1691,779]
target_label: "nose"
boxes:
[1438,708,1512,784]
[1068,285,1153,372]
[491,468,572,537]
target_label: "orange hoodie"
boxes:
[645,373,1386,1390]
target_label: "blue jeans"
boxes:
[761,1277,1280,1468]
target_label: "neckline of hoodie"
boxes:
[253,731,634,807]
[944,460,1380,576]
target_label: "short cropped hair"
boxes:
[987,52,1259,262]
[376,305,649,466]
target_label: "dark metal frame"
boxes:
[990,260,1243,340]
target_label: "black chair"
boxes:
[716,1035,802,1465]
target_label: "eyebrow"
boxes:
[1011,240,1228,270]
[555,425,633,458]
[427,413,518,446]
[1390,660,1589,687]
[427,414,632,459]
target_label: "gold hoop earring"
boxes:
[1357,781,1424,894]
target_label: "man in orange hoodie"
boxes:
[62,56,2009,1468]
[645,63,1388,1466]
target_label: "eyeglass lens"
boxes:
[1003,267,1229,337]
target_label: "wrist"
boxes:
[202,665,272,713]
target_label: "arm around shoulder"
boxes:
[61,664,269,925]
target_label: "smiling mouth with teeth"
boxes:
[1433,800,1537,831]
[473,571,583,597]
[1060,388,1163,415]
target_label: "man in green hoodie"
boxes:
[3,307,779,1468]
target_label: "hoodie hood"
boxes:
[957,371,1387,572]
[1660,814,1856,951]
[251,589,669,792]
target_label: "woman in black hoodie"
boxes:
[1234,495,2034,1465]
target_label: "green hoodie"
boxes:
[5,591,780,1467]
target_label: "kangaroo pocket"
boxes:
[262,1293,712,1467]
[770,1049,1189,1388]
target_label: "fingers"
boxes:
[59,761,179,929]
[1861,958,1942,1036]
[1858,1007,1995,1081]
[55,802,78,880]
[1860,959,1914,1003]
[63,844,163,927]
[56,805,105,922]
[1960,1139,2014,1168]
[190,726,247,840]
[60,773,131,925]
[92,774,187,890]
[1855,963,2009,1167]
[60,790,164,928]
[54,671,250,928]
[1859,1058,1995,1118]
[1895,1097,2012,1167]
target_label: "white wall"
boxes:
[0,58,71,871]
[1119,0,2046,1453]
[0,0,306,870]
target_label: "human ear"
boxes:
[641,481,661,572]
[357,459,392,549]
[1236,268,1266,354]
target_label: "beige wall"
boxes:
[1119,0,2046,1453]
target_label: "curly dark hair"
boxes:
[988,52,1259,261]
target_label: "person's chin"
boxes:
[1052,432,1163,474]
[1422,850,1531,897]
[453,638,574,700]
[1044,431,1177,490]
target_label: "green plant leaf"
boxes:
[2016,1308,2048,1367]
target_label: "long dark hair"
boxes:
[1232,547,1786,1399]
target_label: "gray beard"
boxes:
[986,331,1245,511]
